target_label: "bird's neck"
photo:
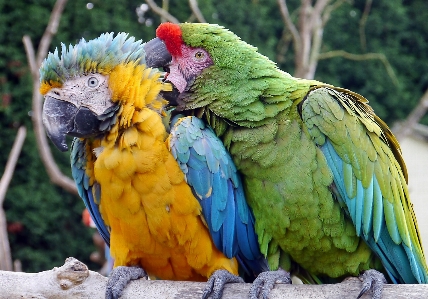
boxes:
[185,68,322,129]
[96,63,170,149]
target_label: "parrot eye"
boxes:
[87,77,99,88]
[194,51,205,60]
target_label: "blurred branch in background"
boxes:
[276,0,397,84]
[359,0,372,52]
[0,127,26,271]
[277,0,348,79]
[189,0,206,23]
[22,0,77,195]
[145,0,179,24]
[317,50,399,86]
[395,89,428,141]
[160,0,169,23]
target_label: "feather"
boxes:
[221,182,237,257]
[169,116,264,277]
[362,176,374,237]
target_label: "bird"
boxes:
[143,22,428,299]
[40,32,266,299]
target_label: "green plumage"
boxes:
[170,23,428,284]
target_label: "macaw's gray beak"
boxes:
[160,88,180,107]
[42,96,102,152]
[144,37,172,68]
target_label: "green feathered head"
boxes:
[40,32,146,94]
[156,22,277,71]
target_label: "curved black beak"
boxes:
[144,37,172,68]
[160,87,180,107]
[43,96,103,151]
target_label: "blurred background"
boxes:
[0,0,427,274]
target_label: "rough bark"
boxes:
[0,257,427,299]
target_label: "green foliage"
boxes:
[1,0,427,272]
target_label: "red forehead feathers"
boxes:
[156,23,183,57]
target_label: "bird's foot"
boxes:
[249,268,291,299]
[356,269,387,299]
[105,266,147,299]
[202,269,244,299]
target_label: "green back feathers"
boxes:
[40,33,146,86]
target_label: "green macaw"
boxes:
[144,22,428,299]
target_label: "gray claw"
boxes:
[202,269,244,299]
[105,266,147,299]
[356,269,387,299]
[249,269,291,299]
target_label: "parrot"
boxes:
[143,22,428,299]
[39,32,267,299]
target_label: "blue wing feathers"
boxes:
[246,214,262,257]
[212,171,228,211]
[170,116,266,278]
[87,186,110,244]
[70,138,110,246]
[177,148,190,163]
[383,200,401,244]
[222,182,237,257]
[372,177,383,242]
[362,177,374,237]
[235,185,249,224]
[355,180,364,237]
[322,139,426,283]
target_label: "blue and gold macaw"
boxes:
[40,33,266,299]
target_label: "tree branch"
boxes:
[36,0,68,67]
[145,0,179,24]
[395,89,428,141]
[359,0,373,52]
[321,0,347,27]
[303,0,331,79]
[277,0,301,58]
[160,0,169,23]
[22,0,77,195]
[189,0,206,23]
[0,126,27,271]
[0,257,426,298]
[312,0,330,23]
[317,50,399,86]
[0,127,27,205]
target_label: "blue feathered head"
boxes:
[40,32,146,92]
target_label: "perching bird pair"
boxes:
[40,32,266,299]
[40,23,428,299]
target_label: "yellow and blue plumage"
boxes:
[40,33,266,299]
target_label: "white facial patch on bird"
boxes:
[168,45,213,93]
[45,73,115,116]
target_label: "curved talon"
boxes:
[202,269,244,299]
[105,266,147,299]
[249,269,291,299]
[356,269,387,299]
